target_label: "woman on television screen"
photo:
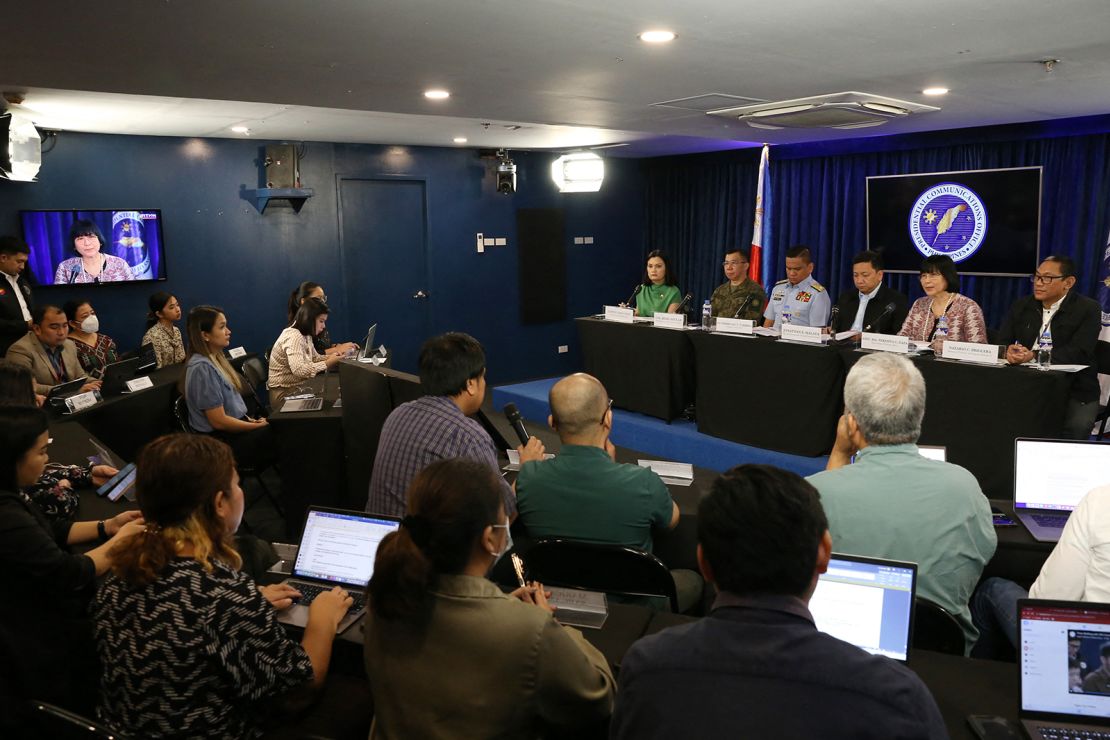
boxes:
[53,219,134,284]
[64,299,119,377]
[141,292,185,368]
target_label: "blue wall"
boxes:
[0,133,645,384]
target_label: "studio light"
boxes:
[551,152,604,193]
[0,109,42,182]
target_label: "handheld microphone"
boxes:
[676,293,693,314]
[828,304,840,330]
[733,294,756,319]
[863,302,897,333]
[503,403,530,446]
[624,284,643,307]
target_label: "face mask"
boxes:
[80,315,99,333]
[489,517,513,569]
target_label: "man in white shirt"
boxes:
[972,484,1110,657]
[0,236,34,356]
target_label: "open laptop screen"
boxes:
[1019,601,1110,723]
[291,509,399,589]
[917,445,946,462]
[810,554,917,662]
[1014,439,1110,511]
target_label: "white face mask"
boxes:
[79,315,99,333]
[489,517,513,567]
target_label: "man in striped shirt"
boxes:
[365,332,544,518]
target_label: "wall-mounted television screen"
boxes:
[866,166,1041,276]
[20,209,168,286]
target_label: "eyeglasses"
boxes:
[599,398,613,425]
[722,260,748,267]
[1031,273,1066,284]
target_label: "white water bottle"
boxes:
[935,314,949,339]
[702,300,712,330]
[1037,329,1052,369]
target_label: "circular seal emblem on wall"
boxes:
[908,182,988,262]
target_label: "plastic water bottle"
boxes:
[1037,329,1052,369]
[935,314,949,339]
[781,310,792,327]
[701,300,712,330]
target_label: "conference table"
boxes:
[577,317,1074,499]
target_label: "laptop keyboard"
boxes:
[291,581,365,612]
[1031,515,1068,528]
[1032,727,1109,740]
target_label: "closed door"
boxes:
[338,178,430,373]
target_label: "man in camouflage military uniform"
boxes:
[709,248,767,321]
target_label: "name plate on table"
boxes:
[652,312,687,329]
[603,305,634,323]
[941,341,1002,365]
[64,391,98,413]
[228,346,247,359]
[780,324,824,344]
[124,376,154,392]
[861,333,910,354]
[715,317,754,335]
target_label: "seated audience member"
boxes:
[1084,645,1110,693]
[997,255,1102,439]
[0,235,34,357]
[0,406,143,712]
[267,297,342,407]
[53,219,134,284]
[515,373,700,610]
[806,352,996,652]
[611,464,945,740]
[184,305,275,469]
[631,250,682,316]
[709,248,766,321]
[0,360,118,521]
[830,250,909,335]
[763,245,830,329]
[141,291,186,367]
[64,299,119,377]
[366,332,543,518]
[94,433,352,737]
[898,254,987,350]
[287,281,358,357]
[364,457,614,738]
[5,304,101,396]
[972,483,1110,656]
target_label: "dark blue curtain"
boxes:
[644,125,1110,329]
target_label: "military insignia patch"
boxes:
[797,292,811,303]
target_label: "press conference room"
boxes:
[2,1,1110,738]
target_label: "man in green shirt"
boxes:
[709,248,767,321]
[806,353,996,653]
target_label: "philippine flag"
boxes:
[1098,228,1110,407]
[751,144,772,287]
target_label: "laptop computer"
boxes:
[45,375,89,402]
[918,445,946,462]
[357,324,378,360]
[101,357,144,396]
[276,507,400,634]
[809,553,918,662]
[280,396,324,412]
[1017,599,1110,738]
[137,341,158,372]
[1013,438,1110,542]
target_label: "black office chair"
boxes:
[172,395,193,433]
[912,597,965,655]
[240,356,270,414]
[1095,340,1110,440]
[22,701,127,739]
[524,538,680,613]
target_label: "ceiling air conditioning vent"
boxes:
[707,92,940,130]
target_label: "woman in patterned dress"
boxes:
[140,291,186,367]
[64,299,119,377]
[52,219,134,284]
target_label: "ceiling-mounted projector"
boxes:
[707,92,940,130]
[0,109,42,181]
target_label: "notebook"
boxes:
[276,507,400,633]
[1012,438,1110,542]
[809,553,917,662]
[1017,599,1110,738]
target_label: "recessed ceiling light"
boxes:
[231,126,250,133]
[453,137,467,143]
[922,87,949,96]
[424,89,450,100]
[639,30,676,43]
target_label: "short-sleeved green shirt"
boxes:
[709,278,768,320]
[516,445,675,551]
[635,284,682,317]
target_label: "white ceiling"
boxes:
[3,0,1110,156]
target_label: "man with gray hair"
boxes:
[806,352,996,653]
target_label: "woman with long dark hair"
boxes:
[267,297,342,407]
[287,281,357,357]
[364,457,614,738]
[141,291,185,367]
[52,219,134,284]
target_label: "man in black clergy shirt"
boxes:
[998,254,1102,439]
[830,250,909,335]
[610,464,946,740]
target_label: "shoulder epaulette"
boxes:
[774,278,788,286]
[810,281,825,292]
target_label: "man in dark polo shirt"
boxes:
[611,465,946,740]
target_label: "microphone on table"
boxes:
[733,294,756,319]
[624,284,643,307]
[503,402,530,446]
[828,304,840,331]
[863,302,897,333]
[675,293,693,314]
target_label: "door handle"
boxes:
[412,290,428,299]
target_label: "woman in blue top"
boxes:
[183,305,276,470]
[633,250,682,316]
